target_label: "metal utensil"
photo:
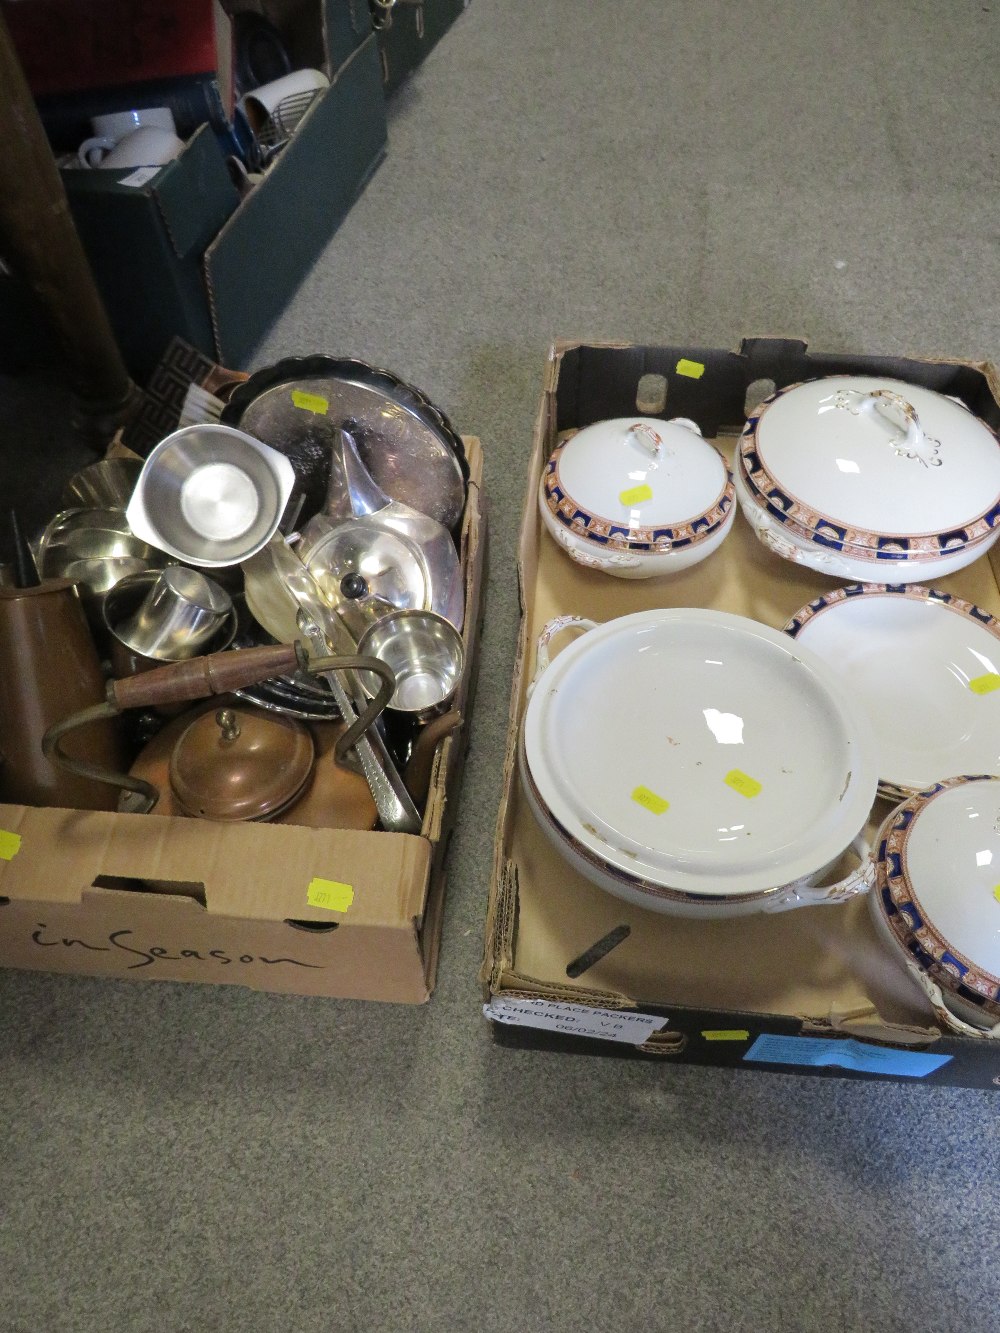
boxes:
[299,427,465,632]
[297,612,422,834]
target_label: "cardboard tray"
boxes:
[0,438,484,1004]
[482,337,1000,1088]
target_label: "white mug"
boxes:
[92,106,175,141]
[78,125,185,171]
[238,68,329,139]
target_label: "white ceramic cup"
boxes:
[77,106,176,168]
[87,126,186,171]
[238,68,329,138]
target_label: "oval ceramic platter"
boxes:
[521,608,876,900]
[784,584,1000,798]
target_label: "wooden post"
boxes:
[0,9,136,435]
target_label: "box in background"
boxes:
[482,336,1000,1089]
[0,434,485,1004]
[2,1,387,382]
[377,0,468,94]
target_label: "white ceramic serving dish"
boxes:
[869,775,1000,1037]
[783,583,1000,797]
[734,452,994,583]
[538,416,735,578]
[520,608,879,917]
[737,376,1000,581]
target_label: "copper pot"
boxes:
[127,700,376,829]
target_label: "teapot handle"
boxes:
[761,834,875,913]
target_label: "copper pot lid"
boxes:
[168,704,314,821]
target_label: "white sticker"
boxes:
[118,166,161,188]
[484,997,667,1045]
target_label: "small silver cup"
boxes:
[357,609,465,722]
[114,565,233,661]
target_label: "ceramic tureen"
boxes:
[520,608,879,917]
[538,416,735,578]
[869,775,1000,1037]
[736,377,1000,582]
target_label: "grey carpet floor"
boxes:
[3,3,1000,1330]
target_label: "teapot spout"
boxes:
[323,427,392,519]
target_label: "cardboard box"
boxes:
[0,438,484,1004]
[377,0,467,94]
[481,337,1000,1088]
[42,3,387,380]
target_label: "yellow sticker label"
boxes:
[631,786,669,815]
[306,877,354,912]
[994,884,1000,904]
[676,358,705,379]
[0,830,21,861]
[619,483,654,507]
[969,673,1000,695]
[702,1029,750,1042]
[291,390,329,415]
[725,769,762,799]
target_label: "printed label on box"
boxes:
[744,1033,952,1078]
[484,997,668,1045]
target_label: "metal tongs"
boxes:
[241,535,423,834]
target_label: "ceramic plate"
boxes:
[784,585,1000,794]
[522,608,877,897]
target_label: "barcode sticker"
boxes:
[676,358,705,379]
[632,786,669,815]
[725,769,762,799]
[306,878,354,911]
[291,390,329,415]
[0,830,21,860]
[619,483,654,506]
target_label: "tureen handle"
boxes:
[626,419,702,455]
[665,416,703,436]
[856,389,942,466]
[551,523,642,571]
[626,422,663,456]
[899,956,1000,1040]
[533,616,599,682]
[760,835,875,913]
[745,504,858,579]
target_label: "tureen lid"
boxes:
[741,377,1000,550]
[874,775,1000,1018]
[542,417,733,552]
[522,608,877,898]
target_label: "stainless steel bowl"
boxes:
[357,609,464,720]
[126,424,297,567]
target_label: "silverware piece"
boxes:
[297,612,422,834]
